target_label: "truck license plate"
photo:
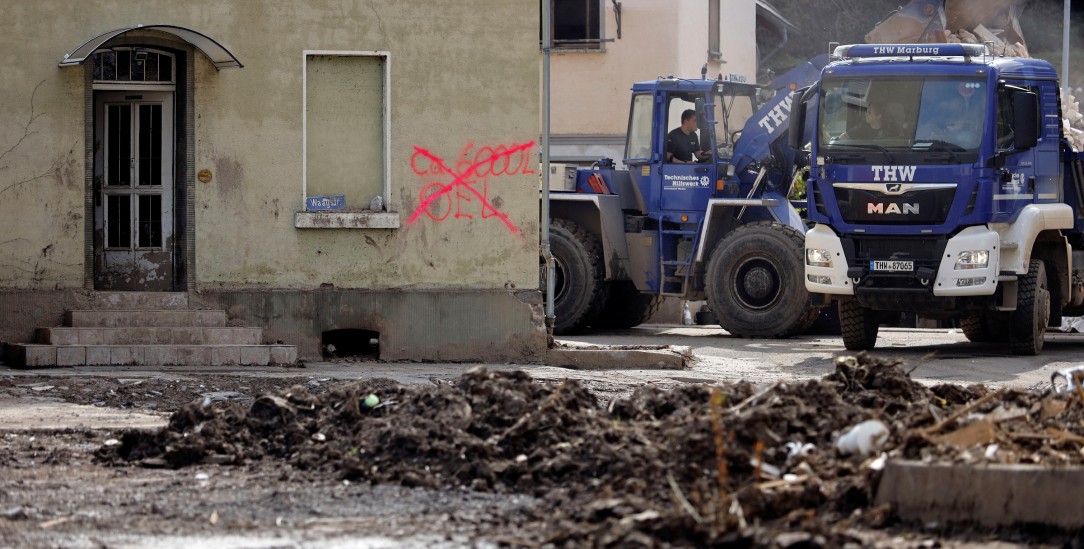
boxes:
[871,260,913,272]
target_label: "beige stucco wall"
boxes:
[0,0,540,292]
[551,0,758,139]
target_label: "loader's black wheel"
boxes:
[705,222,818,338]
[546,219,609,335]
[839,299,879,351]
[593,281,663,329]
[1010,259,1049,356]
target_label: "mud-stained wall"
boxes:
[0,1,540,293]
[551,0,758,138]
[193,289,547,362]
[0,37,85,289]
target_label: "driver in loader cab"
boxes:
[666,109,708,163]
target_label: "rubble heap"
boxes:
[99,355,1084,546]
[942,25,1084,150]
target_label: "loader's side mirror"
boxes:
[787,90,808,152]
[1012,90,1038,150]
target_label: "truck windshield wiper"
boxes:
[826,143,895,163]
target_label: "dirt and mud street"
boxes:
[3,325,1084,548]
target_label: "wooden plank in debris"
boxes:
[877,460,1084,529]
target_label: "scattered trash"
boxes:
[784,441,815,461]
[361,394,380,410]
[835,419,889,457]
[1051,365,1084,394]
[681,301,693,325]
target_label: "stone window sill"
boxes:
[294,211,400,229]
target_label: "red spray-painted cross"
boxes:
[408,141,535,234]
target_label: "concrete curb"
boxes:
[876,459,1084,529]
[544,344,691,370]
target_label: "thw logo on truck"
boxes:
[871,165,917,182]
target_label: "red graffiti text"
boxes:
[409,141,536,234]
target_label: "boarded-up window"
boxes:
[305,53,387,209]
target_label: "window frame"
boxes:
[548,0,606,52]
[297,50,398,229]
[708,0,721,61]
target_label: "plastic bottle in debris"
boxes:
[682,301,693,325]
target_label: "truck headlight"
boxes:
[806,248,833,267]
[954,250,989,270]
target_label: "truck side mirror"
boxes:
[1012,90,1038,150]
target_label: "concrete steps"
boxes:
[6,292,297,368]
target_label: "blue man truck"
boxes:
[799,43,1084,355]
[546,59,828,337]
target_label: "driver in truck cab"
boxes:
[666,109,708,163]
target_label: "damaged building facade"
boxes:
[0,1,544,363]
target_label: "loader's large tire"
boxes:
[1010,259,1049,356]
[704,222,818,338]
[839,299,879,351]
[547,219,609,335]
[593,281,663,329]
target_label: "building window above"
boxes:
[547,0,603,51]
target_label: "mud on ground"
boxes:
[4,355,1084,547]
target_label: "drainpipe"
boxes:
[541,1,556,339]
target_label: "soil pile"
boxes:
[98,354,1084,547]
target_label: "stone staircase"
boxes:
[6,292,297,368]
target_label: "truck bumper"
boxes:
[804,224,854,295]
[931,225,1000,297]
[804,224,1001,298]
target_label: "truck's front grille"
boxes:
[834,185,956,225]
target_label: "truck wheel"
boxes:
[1010,259,1049,356]
[960,312,1009,343]
[593,281,662,329]
[705,221,817,338]
[547,219,609,335]
[959,314,994,342]
[839,299,879,351]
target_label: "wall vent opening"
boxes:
[321,329,379,359]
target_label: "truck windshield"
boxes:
[819,76,987,164]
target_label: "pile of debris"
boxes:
[942,27,1084,150]
[944,25,1027,58]
[98,354,1084,546]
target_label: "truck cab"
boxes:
[801,43,1084,354]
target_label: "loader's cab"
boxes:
[624,78,760,216]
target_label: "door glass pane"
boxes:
[160,55,172,82]
[107,195,131,248]
[138,194,162,248]
[107,105,131,186]
[146,53,159,81]
[132,53,145,81]
[139,104,162,186]
[117,50,131,81]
